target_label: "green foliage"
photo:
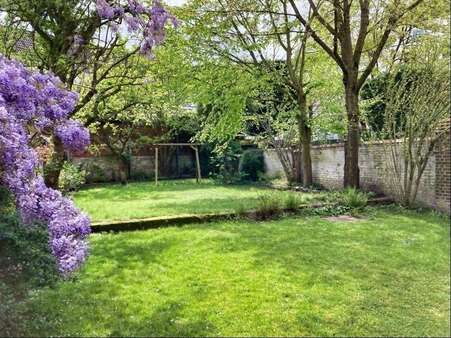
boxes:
[210,141,243,184]
[0,280,24,336]
[341,188,369,210]
[255,194,281,220]
[58,162,86,193]
[0,185,12,207]
[0,211,58,287]
[305,204,353,217]
[380,40,449,206]
[283,193,305,211]
[0,196,57,335]
[239,149,265,182]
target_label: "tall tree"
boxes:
[185,0,326,186]
[288,0,424,187]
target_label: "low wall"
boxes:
[264,137,450,213]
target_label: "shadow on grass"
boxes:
[18,208,450,336]
[20,233,216,336]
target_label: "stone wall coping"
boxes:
[311,139,405,150]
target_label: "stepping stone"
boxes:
[324,215,361,222]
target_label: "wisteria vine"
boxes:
[0,0,175,276]
[96,0,177,58]
[0,55,91,276]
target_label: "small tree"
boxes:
[259,113,299,184]
[381,44,449,206]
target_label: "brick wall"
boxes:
[264,138,450,213]
[309,142,437,208]
[264,150,286,178]
[435,120,451,213]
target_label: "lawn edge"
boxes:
[90,197,393,233]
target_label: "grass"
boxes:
[72,179,319,223]
[15,207,450,336]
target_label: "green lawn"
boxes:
[18,208,450,336]
[73,179,319,223]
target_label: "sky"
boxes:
[166,0,188,6]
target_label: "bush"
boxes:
[58,161,86,193]
[304,204,353,217]
[210,141,243,185]
[283,193,304,211]
[0,208,58,335]
[0,185,12,207]
[341,188,369,210]
[239,149,265,182]
[255,194,281,220]
[0,211,58,287]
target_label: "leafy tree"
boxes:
[183,0,320,185]
[288,0,425,188]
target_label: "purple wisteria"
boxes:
[0,55,91,276]
[96,0,177,58]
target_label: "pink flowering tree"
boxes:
[0,56,91,276]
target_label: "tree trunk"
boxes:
[343,81,361,188]
[299,121,313,186]
[296,96,313,187]
[44,136,65,189]
[118,155,129,185]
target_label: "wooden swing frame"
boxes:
[153,143,202,185]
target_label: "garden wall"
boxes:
[264,134,450,213]
[71,153,196,183]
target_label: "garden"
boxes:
[1,0,450,337]
[72,179,321,222]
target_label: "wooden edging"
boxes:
[90,197,393,233]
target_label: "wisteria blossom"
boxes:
[0,55,91,276]
[95,0,177,58]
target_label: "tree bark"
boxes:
[298,118,313,186]
[44,137,65,189]
[118,155,129,185]
[296,95,313,187]
[343,79,361,188]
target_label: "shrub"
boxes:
[239,149,265,182]
[210,141,243,185]
[0,185,12,207]
[58,161,86,193]
[255,194,281,220]
[305,204,353,217]
[341,188,369,210]
[283,193,304,211]
[0,211,58,287]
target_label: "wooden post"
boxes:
[194,147,201,183]
[155,146,159,185]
